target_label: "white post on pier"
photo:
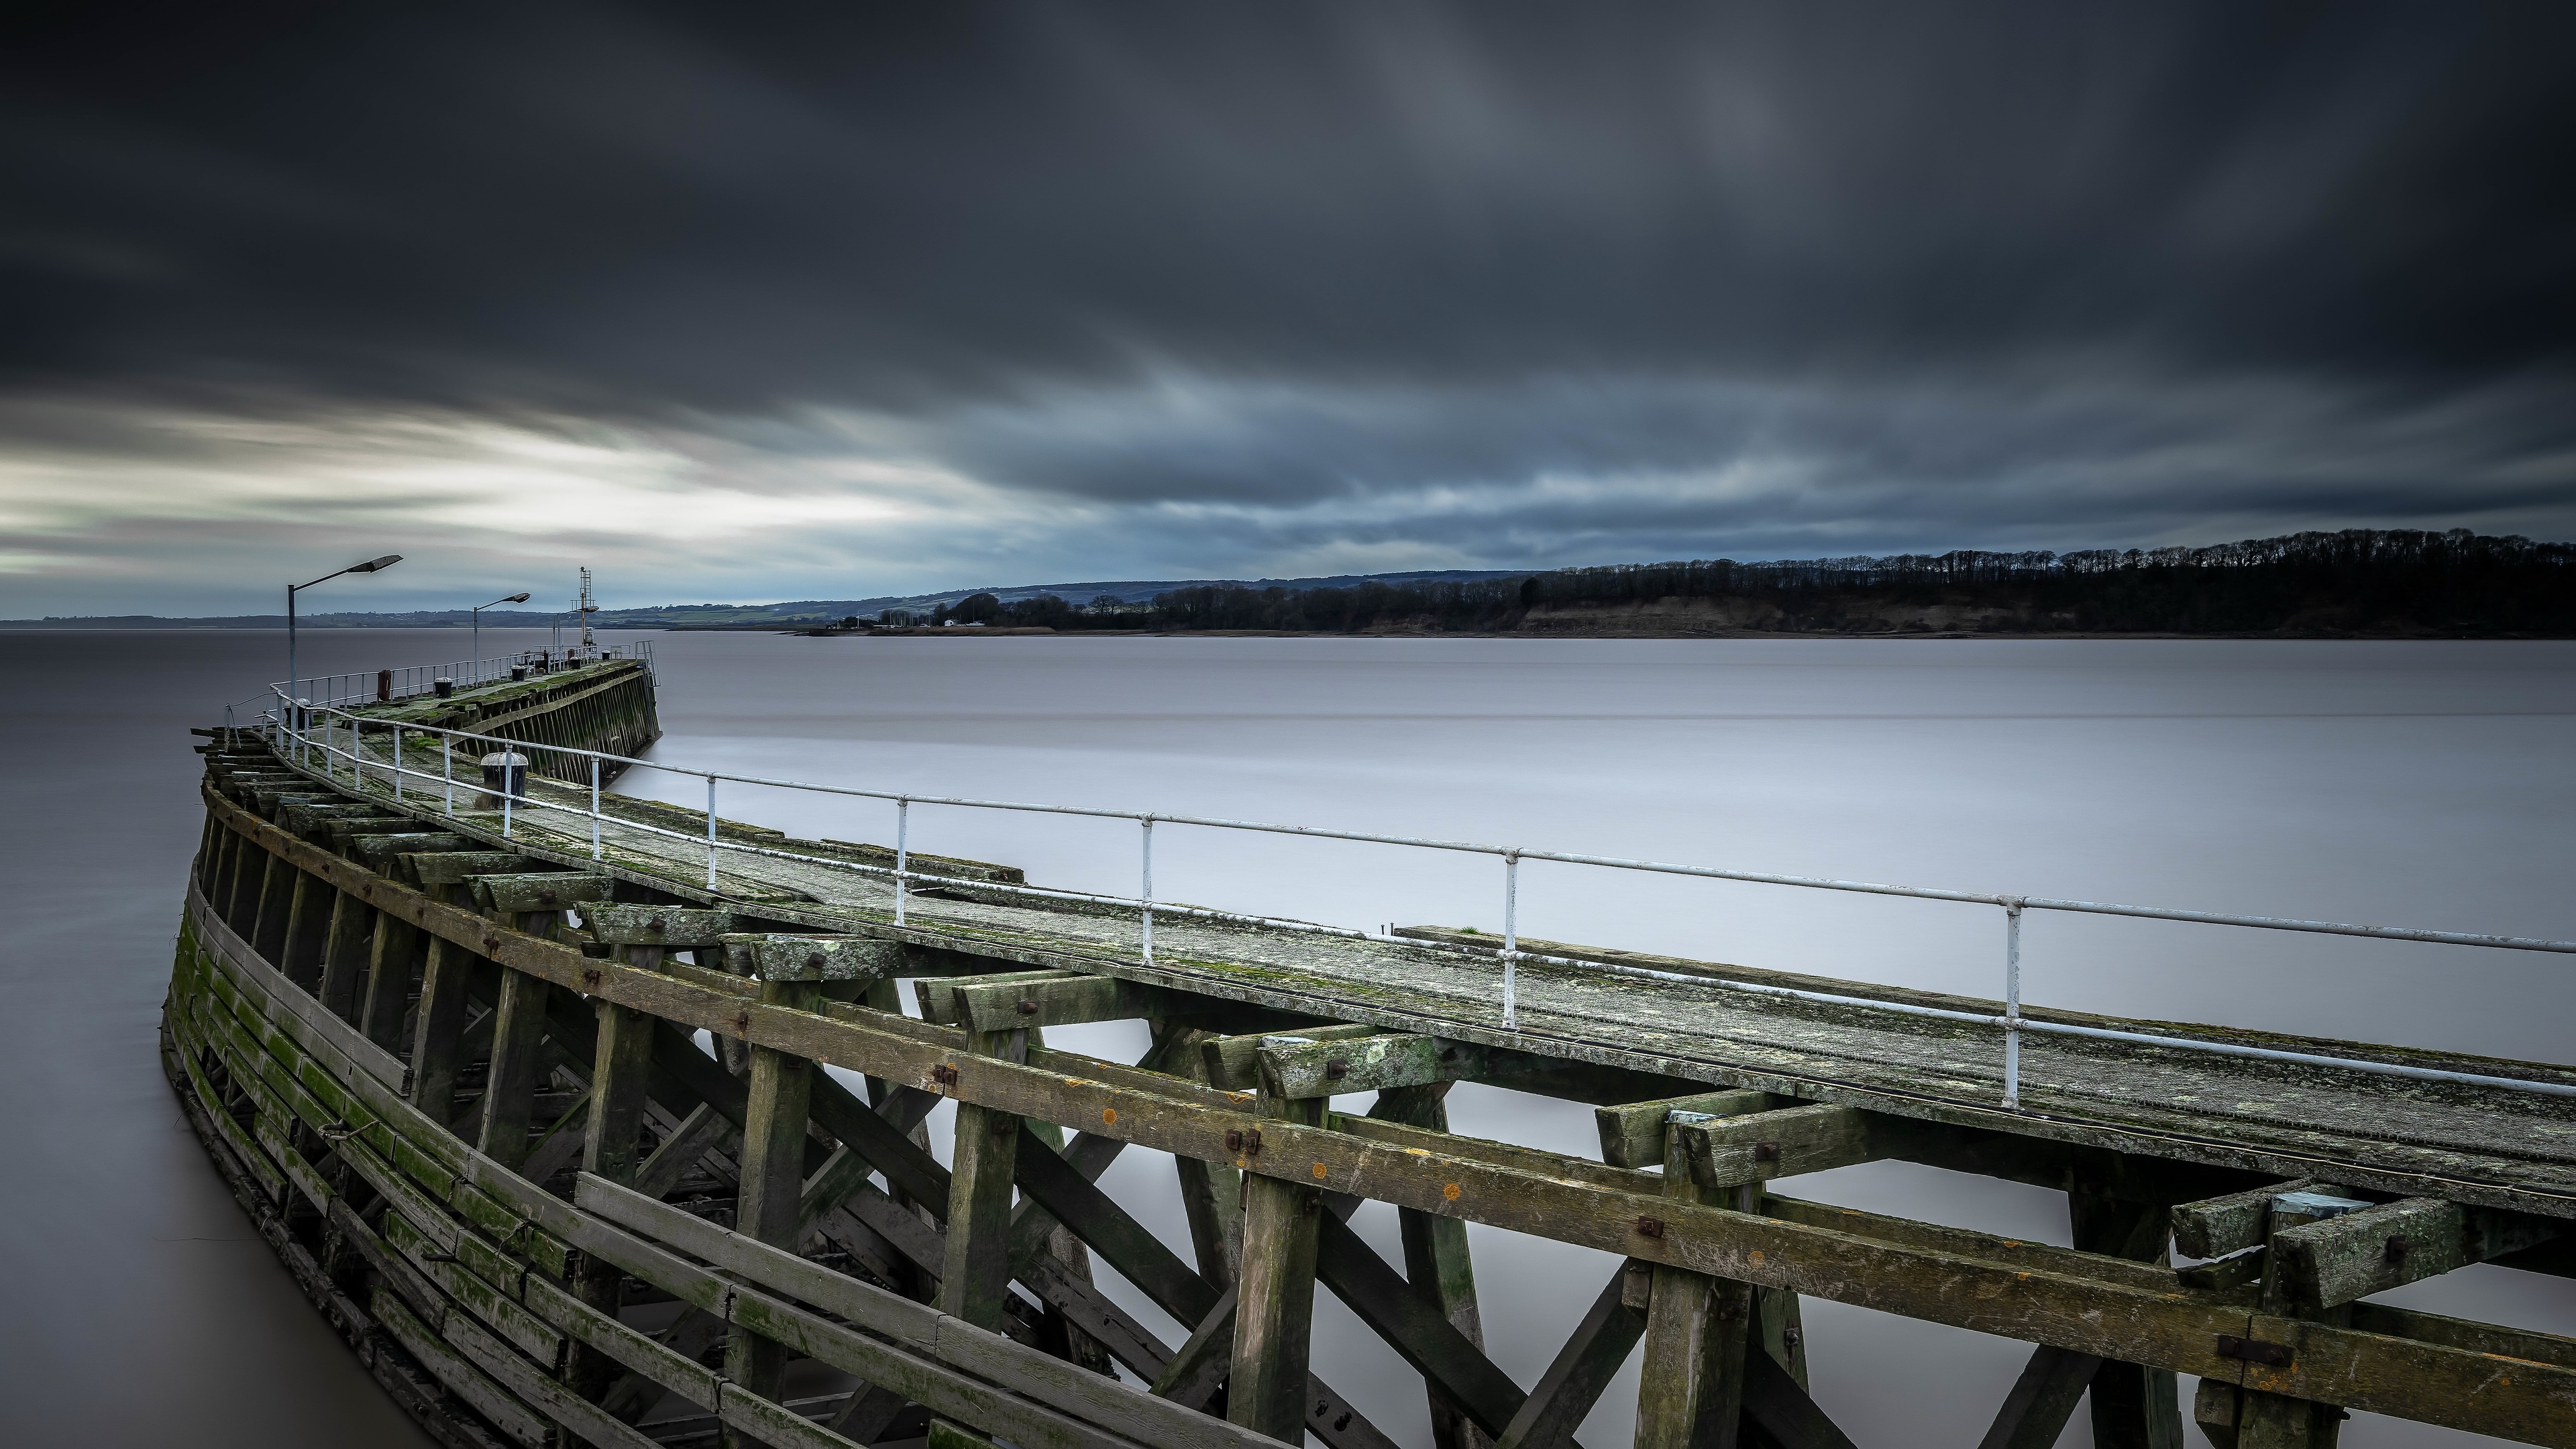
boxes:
[1140,817,1155,963]
[2001,898,2025,1108]
[894,798,909,926]
[590,755,602,860]
[1502,851,1521,1030]
[706,776,718,890]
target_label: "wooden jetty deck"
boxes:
[166,661,2576,1449]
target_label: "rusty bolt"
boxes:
[1016,1000,1038,1015]
[1753,1142,1780,1163]
[538,889,558,906]
[931,1064,960,1089]
[1225,1128,1242,1151]
[647,915,666,933]
[2384,1236,2410,1265]
[482,936,500,951]
[1635,1216,1666,1239]
[1782,1328,1803,1350]
[1324,1059,1348,1079]
[806,952,825,971]
[581,969,602,989]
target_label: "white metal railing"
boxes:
[250,680,2576,1109]
[275,643,655,711]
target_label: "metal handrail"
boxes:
[273,643,655,710]
[258,677,2576,1106]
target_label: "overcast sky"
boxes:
[4,3,2571,615]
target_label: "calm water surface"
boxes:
[5,629,2569,1446]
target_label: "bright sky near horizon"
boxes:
[4,4,2571,616]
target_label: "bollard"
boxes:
[376,668,392,702]
[511,665,529,682]
[433,677,454,698]
[479,748,530,810]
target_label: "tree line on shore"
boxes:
[920,529,2573,636]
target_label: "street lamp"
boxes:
[286,554,401,710]
[472,592,533,684]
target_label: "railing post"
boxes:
[590,755,602,860]
[2002,898,2025,1109]
[392,727,403,802]
[894,798,909,926]
[1140,816,1155,963]
[706,775,718,890]
[441,735,453,815]
[1503,851,1521,1030]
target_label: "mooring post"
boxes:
[1229,1073,1327,1442]
[723,975,824,1449]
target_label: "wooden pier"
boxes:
[168,659,2576,1449]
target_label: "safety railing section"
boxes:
[262,688,2576,1110]
[272,642,654,710]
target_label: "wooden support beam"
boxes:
[250,851,296,962]
[726,932,905,983]
[475,967,553,1171]
[317,888,375,1022]
[280,872,333,990]
[1633,1129,1754,1449]
[1230,1084,1328,1442]
[940,1026,1025,1330]
[1202,1023,1381,1091]
[1674,1104,1878,1188]
[722,977,822,1449]
[1260,1034,1487,1100]
[357,911,419,1054]
[1315,1208,1556,1446]
[916,970,1082,1025]
[955,974,1166,1030]
[1497,1263,1651,1449]
[1740,1350,1858,1449]
[1169,1023,1246,1290]
[2271,1197,2558,1311]
[1595,1089,1777,1170]
[2173,1180,2316,1260]
[1978,1346,2104,1449]
[1375,1083,1492,1449]
[407,935,484,1122]
[2070,1181,2184,1449]
[583,906,737,947]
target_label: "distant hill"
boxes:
[13,533,2569,635]
[1,568,1525,629]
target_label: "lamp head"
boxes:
[503,592,531,604]
[350,554,402,572]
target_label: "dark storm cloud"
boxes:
[3,1,2573,612]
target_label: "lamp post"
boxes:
[287,554,402,710]
[472,592,533,684]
